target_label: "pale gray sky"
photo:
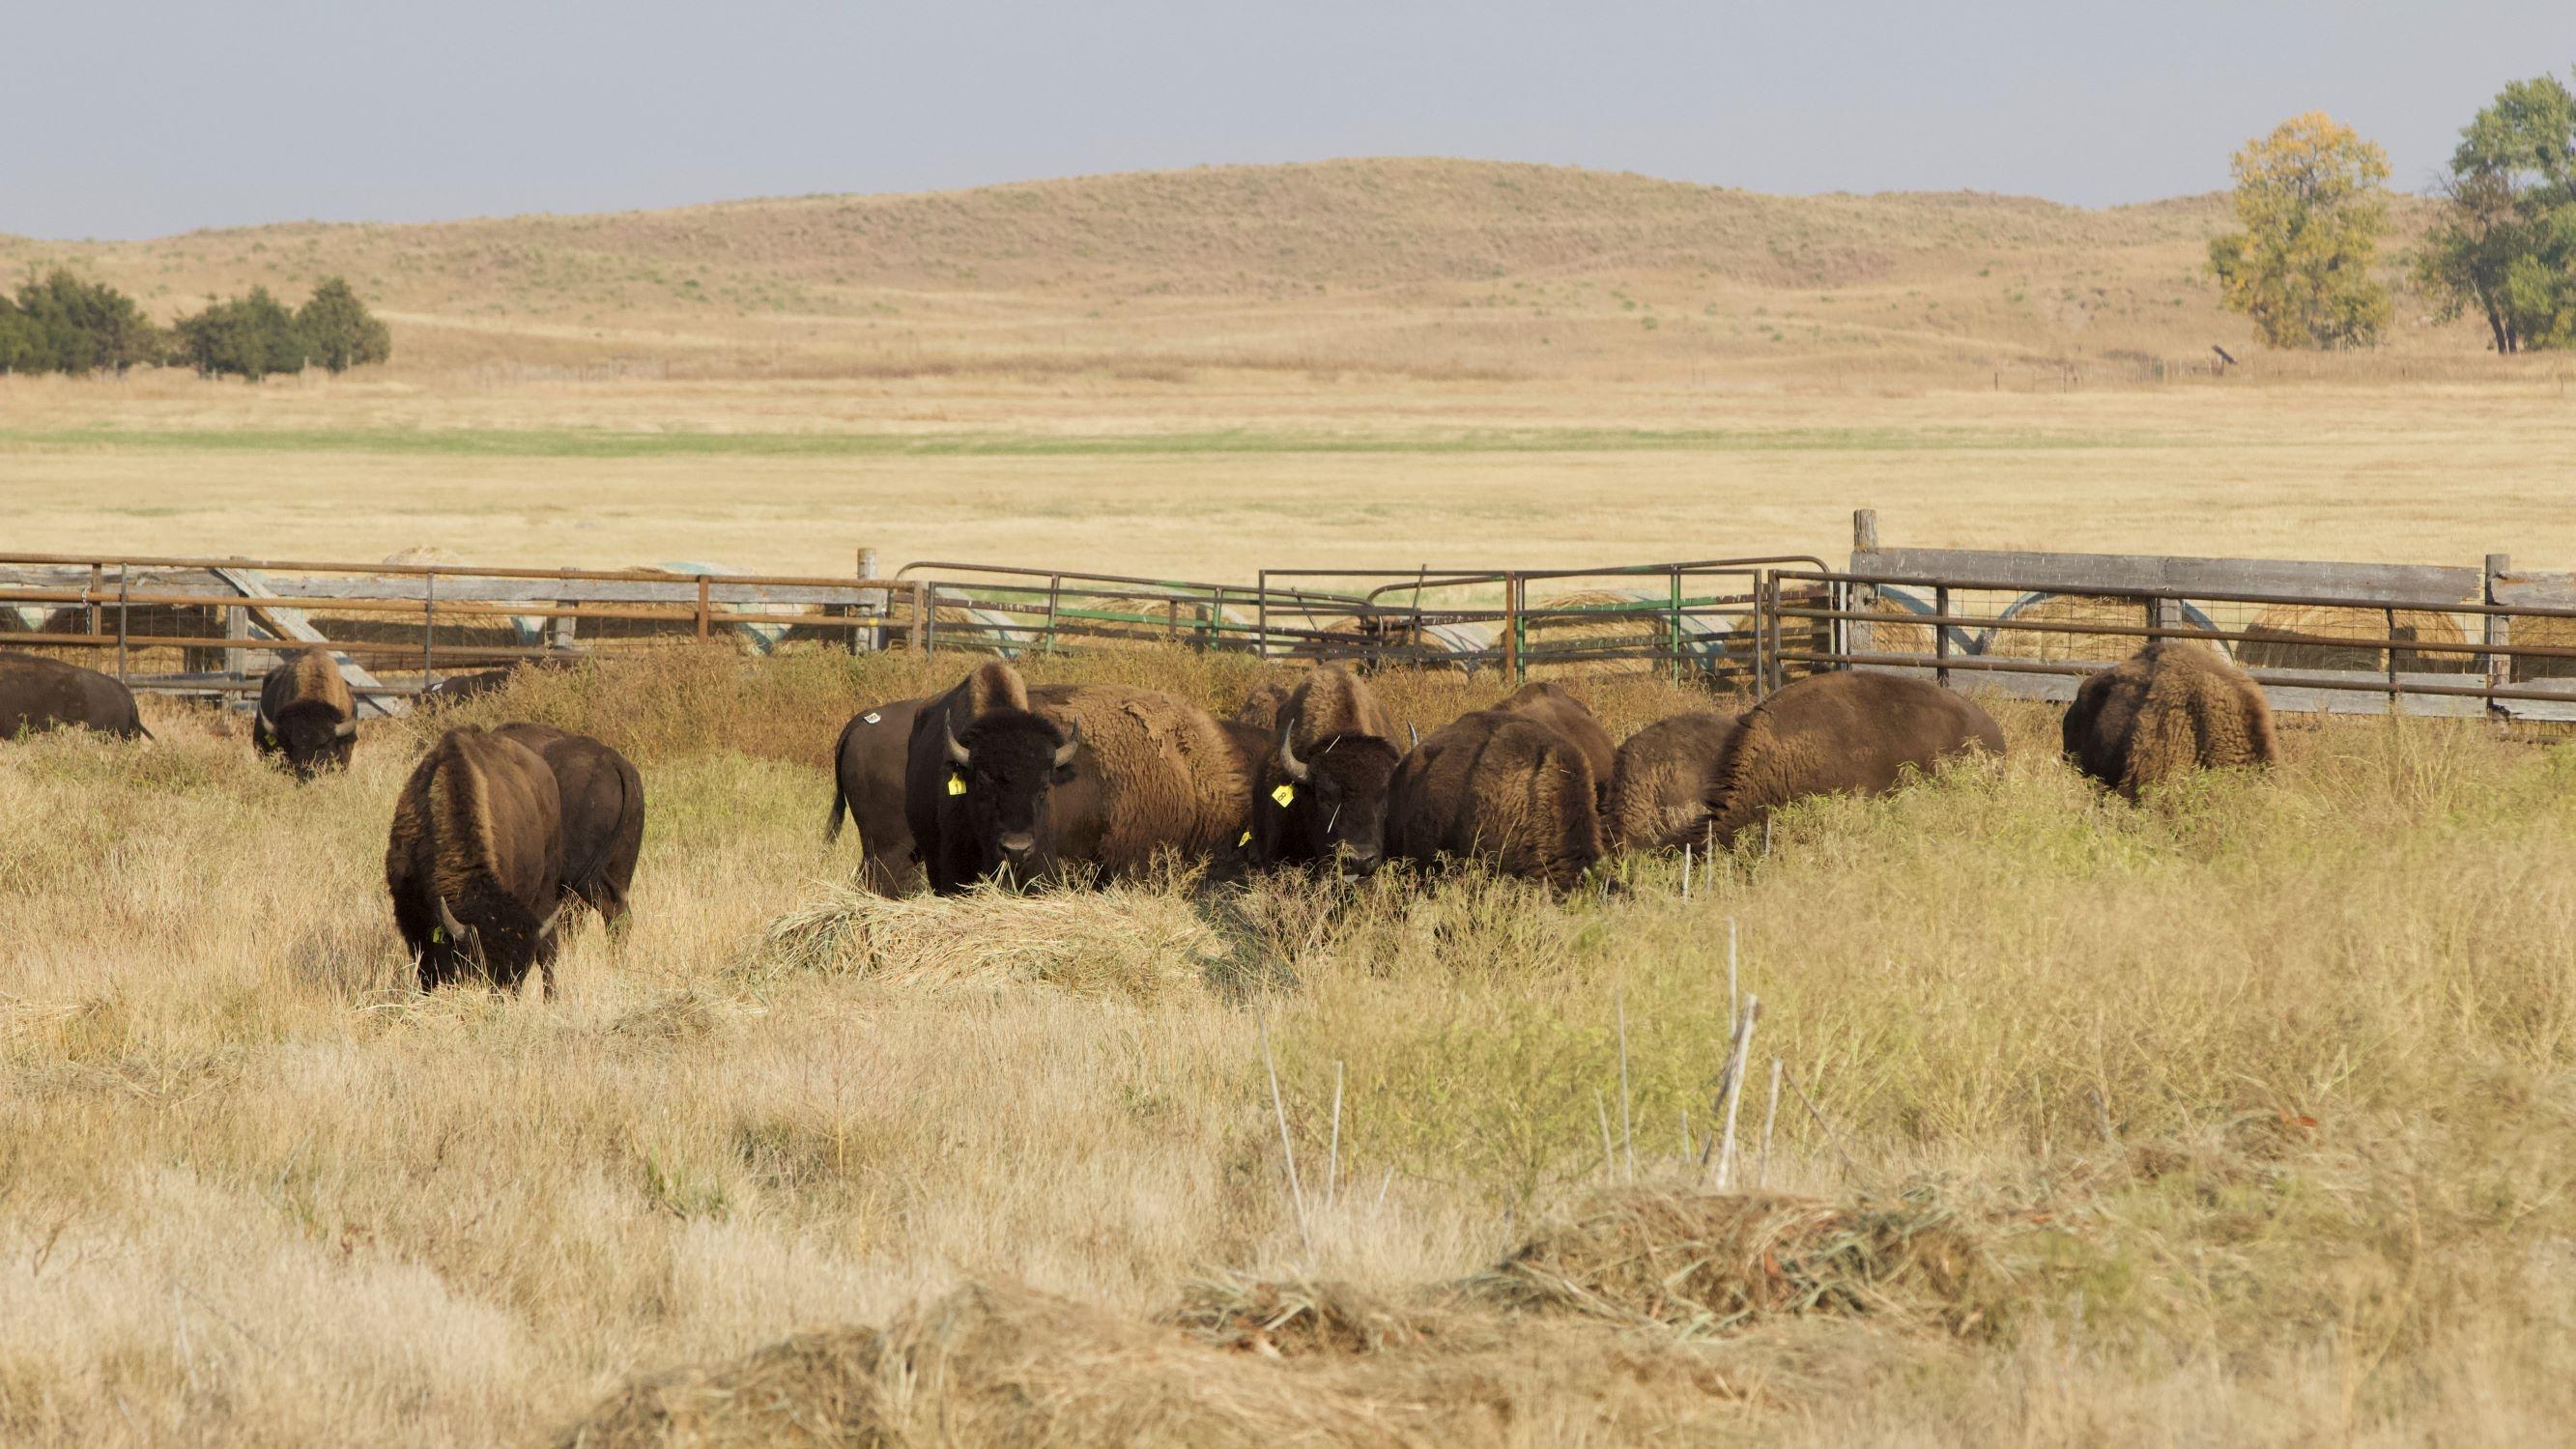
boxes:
[6,1,2568,240]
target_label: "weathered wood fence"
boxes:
[7,519,2575,722]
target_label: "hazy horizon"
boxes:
[6,1,2570,242]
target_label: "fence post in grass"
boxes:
[1712,996,1760,1189]
[222,595,250,685]
[855,547,882,655]
[913,581,931,654]
[1755,1058,1783,1189]
[421,569,437,692]
[696,574,711,643]
[116,562,129,681]
[2485,554,2511,728]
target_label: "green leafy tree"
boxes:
[9,269,161,373]
[295,275,391,373]
[0,294,41,373]
[170,287,307,380]
[2207,112,2394,349]
[2416,71,2576,353]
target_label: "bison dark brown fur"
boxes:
[1250,665,1401,878]
[493,722,646,926]
[1605,710,1740,853]
[827,696,930,895]
[1388,709,1604,889]
[2062,642,2277,801]
[0,653,149,740]
[1671,671,2005,848]
[386,727,565,994]
[253,645,358,778]
[928,668,1252,891]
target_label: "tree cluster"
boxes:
[0,270,390,379]
[2207,113,2394,351]
[2417,71,2576,354]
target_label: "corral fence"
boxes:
[7,515,2576,723]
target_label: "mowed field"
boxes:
[6,160,2576,1446]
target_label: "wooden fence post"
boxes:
[2485,554,2512,728]
[422,570,438,691]
[1849,509,1879,664]
[695,575,711,642]
[855,547,881,654]
[86,562,102,638]
[223,596,251,682]
[1501,572,1521,682]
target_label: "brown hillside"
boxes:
[0,158,2465,381]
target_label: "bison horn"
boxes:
[333,718,358,739]
[1277,730,1312,783]
[1052,722,1081,770]
[255,706,275,737]
[436,896,482,963]
[944,719,971,767]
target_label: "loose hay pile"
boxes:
[559,1283,1434,1449]
[755,883,1225,1000]
[1468,1189,2004,1337]
[561,1193,2002,1446]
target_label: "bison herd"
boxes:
[2,634,2283,994]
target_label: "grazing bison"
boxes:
[926,668,1252,891]
[1249,666,1402,878]
[420,656,579,706]
[0,653,149,740]
[253,645,358,777]
[1387,709,1604,889]
[1234,679,1296,733]
[1496,681,1617,793]
[493,722,646,926]
[2062,642,2276,801]
[1670,671,2006,848]
[1605,711,1741,853]
[825,696,929,895]
[386,727,566,994]
[903,662,1040,894]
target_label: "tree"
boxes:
[296,275,391,373]
[2416,71,2576,354]
[2207,113,2393,350]
[170,287,307,380]
[8,269,161,374]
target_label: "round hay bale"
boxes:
[1522,588,1728,679]
[1284,610,1498,671]
[1981,593,2226,663]
[2236,603,2473,674]
[1040,593,1253,651]
[2509,614,2576,682]
[1839,585,1972,663]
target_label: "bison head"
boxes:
[1269,730,1400,878]
[261,701,358,780]
[422,893,561,992]
[944,709,1083,887]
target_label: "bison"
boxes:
[825,695,929,895]
[493,722,646,926]
[1248,665,1402,878]
[1668,671,2006,848]
[253,645,358,777]
[386,726,566,994]
[1234,679,1295,733]
[0,652,150,740]
[1387,709,1604,889]
[1495,681,1617,781]
[903,662,1040,894]
[1605,710,1741,853]
[923,666,1252,891]
[2062,642,2277,801]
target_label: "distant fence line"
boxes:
[6,512,2575,724]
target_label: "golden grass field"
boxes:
[4,648,2574,1446]
[6,160,2576,1445]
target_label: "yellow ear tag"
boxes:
[1271,783,1296,807]
[1237,830,1252,847]
[947,776,967,796]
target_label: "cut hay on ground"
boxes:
[1467,1189,2003,1337]
[2236,603,2474,673]
[755,882,1224,999]
[558,1283,1436,1449]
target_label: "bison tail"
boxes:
[825,781,848,842]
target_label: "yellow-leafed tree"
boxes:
[2208,112,2394,350]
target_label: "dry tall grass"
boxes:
[3,644,2573,1445]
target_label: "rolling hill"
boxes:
[0,158,2466,383]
